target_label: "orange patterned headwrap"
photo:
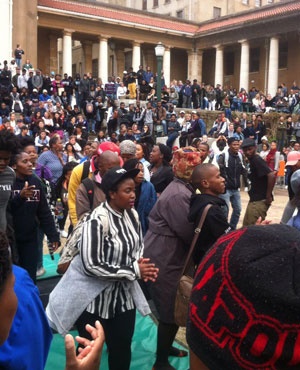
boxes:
[172,146,202,181]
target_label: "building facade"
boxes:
[4,0,300,97]
[114,0,283,22]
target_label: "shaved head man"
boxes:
[76,151,120,220]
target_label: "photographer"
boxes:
[14,44,24,68]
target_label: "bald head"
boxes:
[192,164,215,186]
[96,150,120,177]
[191,163,225,196]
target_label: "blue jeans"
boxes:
[16,58,21,68]
[161,120,167,135]
[87,118,96,132]
[219,189,241,229]
[201,97,209,109]
[166,131,179,148]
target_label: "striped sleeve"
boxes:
[80,209,140,281]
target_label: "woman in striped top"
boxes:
[76,166,159,370]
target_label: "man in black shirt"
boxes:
[241,138,276,226]
[191,79,201,109]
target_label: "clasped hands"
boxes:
[138,257,159,282]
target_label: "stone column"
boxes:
[268,36,279,96]
[132,41,141,71]
[98,36,108,83]
[0,0,12,63]
[82,41,93,74]
[187,49,203,82]
[239,40,250,92]
[63,29,73,76]
[214,45,224,87]
[115,48,125,78]
[163,46,171,88]
[49,34,58,75]
[13,0,38,68]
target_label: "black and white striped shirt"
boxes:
[80,202,143,319]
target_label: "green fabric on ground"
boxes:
[45,312,189,370]
[37,253,60,280]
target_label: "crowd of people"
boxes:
[2,51,300,369]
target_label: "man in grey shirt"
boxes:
[143,102,155,135]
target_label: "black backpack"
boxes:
[81,160,90,183]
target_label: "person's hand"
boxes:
[50,241,60,252]
[65,321,105,370]
[138,257,159,282]
[265,196,273,206]
[20,181,35,199]
[255,217,272,225]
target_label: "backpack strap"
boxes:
[82,177,94,210]
[81,160,90,183]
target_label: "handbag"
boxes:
[174,204,212,327]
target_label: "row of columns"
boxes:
[212,37,279,96]
[51,30,280,96]
[61,29,171,86]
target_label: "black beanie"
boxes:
[187,224,300,370]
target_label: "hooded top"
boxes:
[189,193,231,264]
[10,174,59,243]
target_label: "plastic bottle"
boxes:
[56,198,64,220]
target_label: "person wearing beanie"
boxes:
[144,146,202,370]
[187,224,300,370]
[149,143,174,196]
[119,139,137,163]
[217,137,248,229]
[241,138,276,226]
[257,134,268,153]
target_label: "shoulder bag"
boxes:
[174,204,212,327]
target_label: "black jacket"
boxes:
[10,175,59,243]
[218,150,248,190]
[189,193,231,264]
